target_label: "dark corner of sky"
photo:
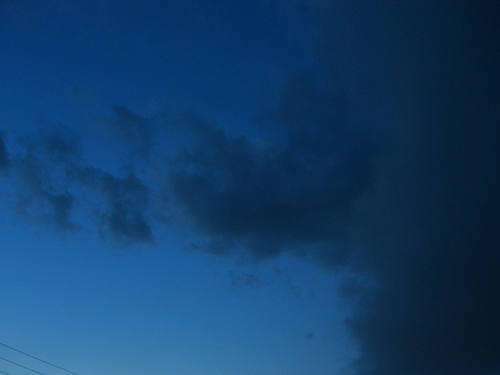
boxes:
[336,2,500,375]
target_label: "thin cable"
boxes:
[0,369,14,375]
[0,356,48,375]
[0,342,81,375]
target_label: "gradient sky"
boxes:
[1,1,499,375]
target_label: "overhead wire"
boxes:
[0,369,14,375]
[0,341,82,375]
[0,355,49,375]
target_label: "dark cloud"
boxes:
[293,2,500,375]
[14,155,78,231]
[0,131,10,170]
[2,121,153,243]
[167,74,379,263]
[38,123,81,160]
[12,125,80,231]
[255,1,500,374]
[101,172,152,244]
[105,106,155,159]
[96,170,152,244]
[70,166,153,245]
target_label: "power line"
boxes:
[0,369,14,375]
[0,342,82,375]
[0,356,49,375]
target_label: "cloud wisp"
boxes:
[71,165,153,245]
[1,120,154,244]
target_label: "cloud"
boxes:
[2,120,154,243]
[22,121,81,160]
[304,332,314,340]
[291,2,500,375]
[104,106,155,159]
[0,131,10,170]
[1,3,498,374]
[11,124,80,231]
[100,172,152,244]
[166,73,379,264]
[14,176,77,232]
[71,166,153,245]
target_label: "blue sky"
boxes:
[1,1,499,375]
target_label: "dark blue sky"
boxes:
[1,1,499,375]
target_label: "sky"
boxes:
[0,1,499,375]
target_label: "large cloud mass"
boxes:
[167,73,379,262]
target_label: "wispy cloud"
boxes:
[71,166,153,244]
[11,124,80,231]
[2,120,154,243]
